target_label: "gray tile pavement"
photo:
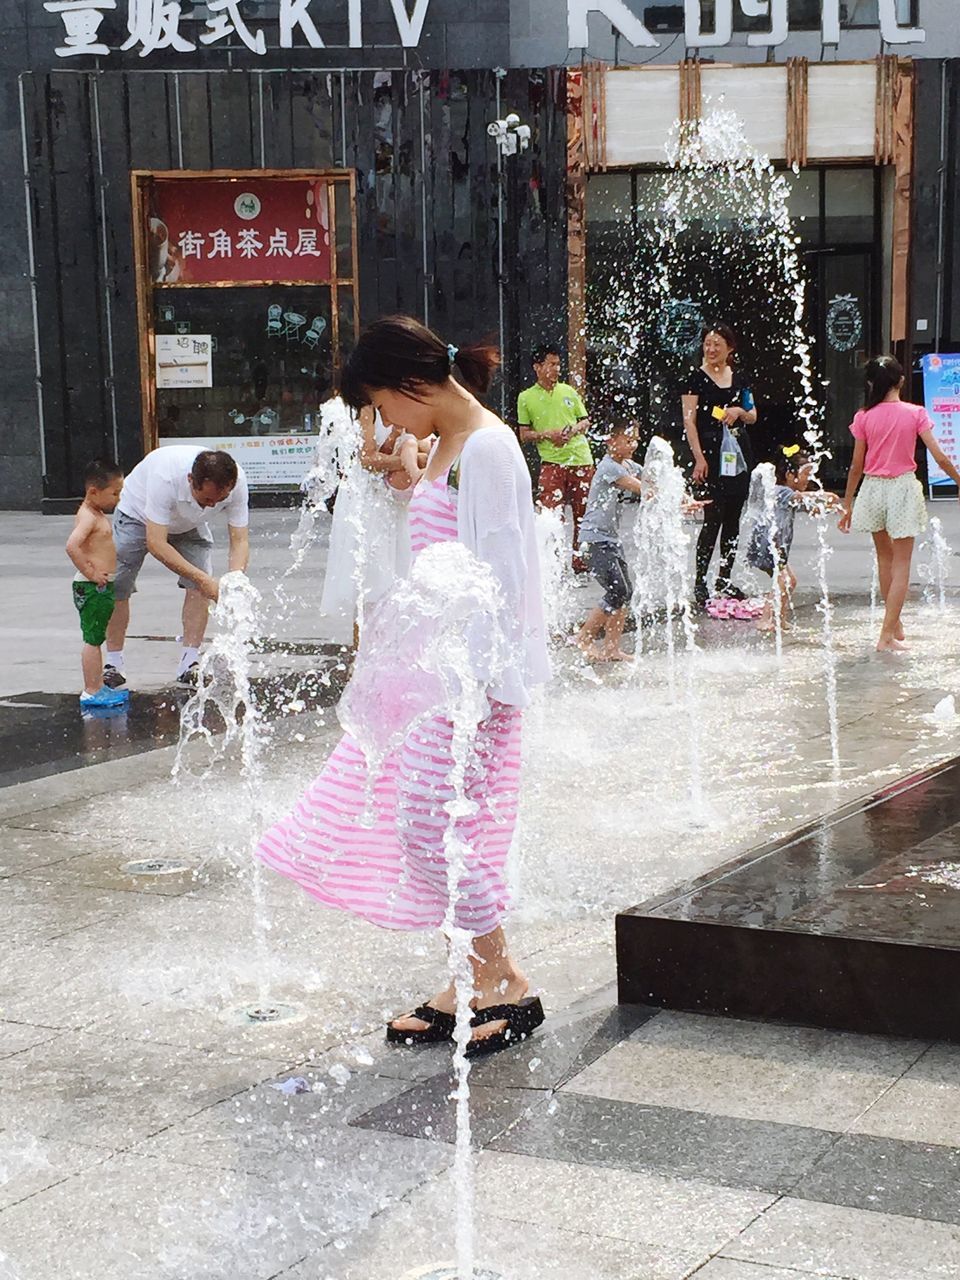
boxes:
[3,507,960,1277]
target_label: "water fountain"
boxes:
[630,435,707,820]
[20,99,960,1280]
[919,514,953,612]
[338,540,513,1280]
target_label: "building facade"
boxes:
[2,2,958,506]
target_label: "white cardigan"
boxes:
[455,425,552,708]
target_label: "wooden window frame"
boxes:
[131,168,360,455]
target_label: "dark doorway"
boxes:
[585,165,881,487]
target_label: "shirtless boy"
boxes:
[66,459,127,708]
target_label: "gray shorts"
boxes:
[113,510,214,602]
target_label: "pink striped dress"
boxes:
[256,468,523,936]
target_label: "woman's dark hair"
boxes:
[341,315,500,410]
[702,323,738,366]
[864,355,903,410]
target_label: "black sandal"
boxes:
[385,1003,455,1046]
[465,996,545,1059]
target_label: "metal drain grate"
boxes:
[122,858,193,876]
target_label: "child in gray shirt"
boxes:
[575,422,648,661]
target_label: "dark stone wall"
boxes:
[16,65,568,502]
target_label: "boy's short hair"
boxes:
[607,418,639,437]
[531,344,561,367]
[84,458,123,488]
[191,449,238,490]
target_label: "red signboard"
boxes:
[147,178,332,285]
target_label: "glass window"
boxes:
[780,168,820,246]
[825,168,875,245]
[586,174,632,224]
[154,287,335,443]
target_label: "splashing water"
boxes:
[632,437,689,688]
[870,554,879,627]
[286,398,357,580]
[535,506,579,640]
[338,540,512,1280]
[174,571,274,1003]
[590,106,820,462]
[814,515,841,780]
[918,515,952,612]
[631,437,707,821]
[744,463,784,659]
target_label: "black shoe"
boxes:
[102,664,126,689]
[694,583,709,611]
[718,584,746,600]
[176,663,200,687]
[465,996,545,1059]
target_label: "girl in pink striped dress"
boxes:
[256,316,551,1056]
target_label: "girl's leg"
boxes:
[469,925,531,1043]
[877,537,914,651]
[873,530,905,642]
[873,530,893,602]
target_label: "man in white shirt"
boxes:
[103,447,250,687]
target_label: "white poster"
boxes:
[156,334,213,388]
[159,435,318,488]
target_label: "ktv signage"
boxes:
[572,1,925,48]
[44,0,926,60]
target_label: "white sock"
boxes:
[106,650,124,670]
[177,645,200,675]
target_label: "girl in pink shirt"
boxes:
[839,355,960,652]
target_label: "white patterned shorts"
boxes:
[851,472,928,541]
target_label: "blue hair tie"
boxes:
[447,343,459,364]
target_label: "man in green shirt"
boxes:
[517,345,594,572]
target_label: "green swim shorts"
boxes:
[72,580,116,647]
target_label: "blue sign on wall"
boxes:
[921,353,960,491]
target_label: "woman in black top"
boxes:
[681,324,758,605]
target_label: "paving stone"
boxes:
[694,1261,846,1279]
[488,1090,837,1194]
[0,826,98,880]
[352,1076,552,1148]
[0,1151,327,1280]
[723,1197,960,1280]
[134,1070,413,1173]
[563,1011,926,1131]
[854,1043,960,1147]
[0,1030,286,1149]
[0,1130,113,1212]
[0,1020,62,1060]
[470,1149,775,1255]
[792,1132,960,1226]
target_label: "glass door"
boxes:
[815,250,874,482]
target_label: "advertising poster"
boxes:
[920,354,960,493]
[147,178,332,285]
[159,436,317,488]
[156,334,213,388]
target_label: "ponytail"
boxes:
[450,340,501,397]
[342,314,500,410]
[864,355,903,410]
